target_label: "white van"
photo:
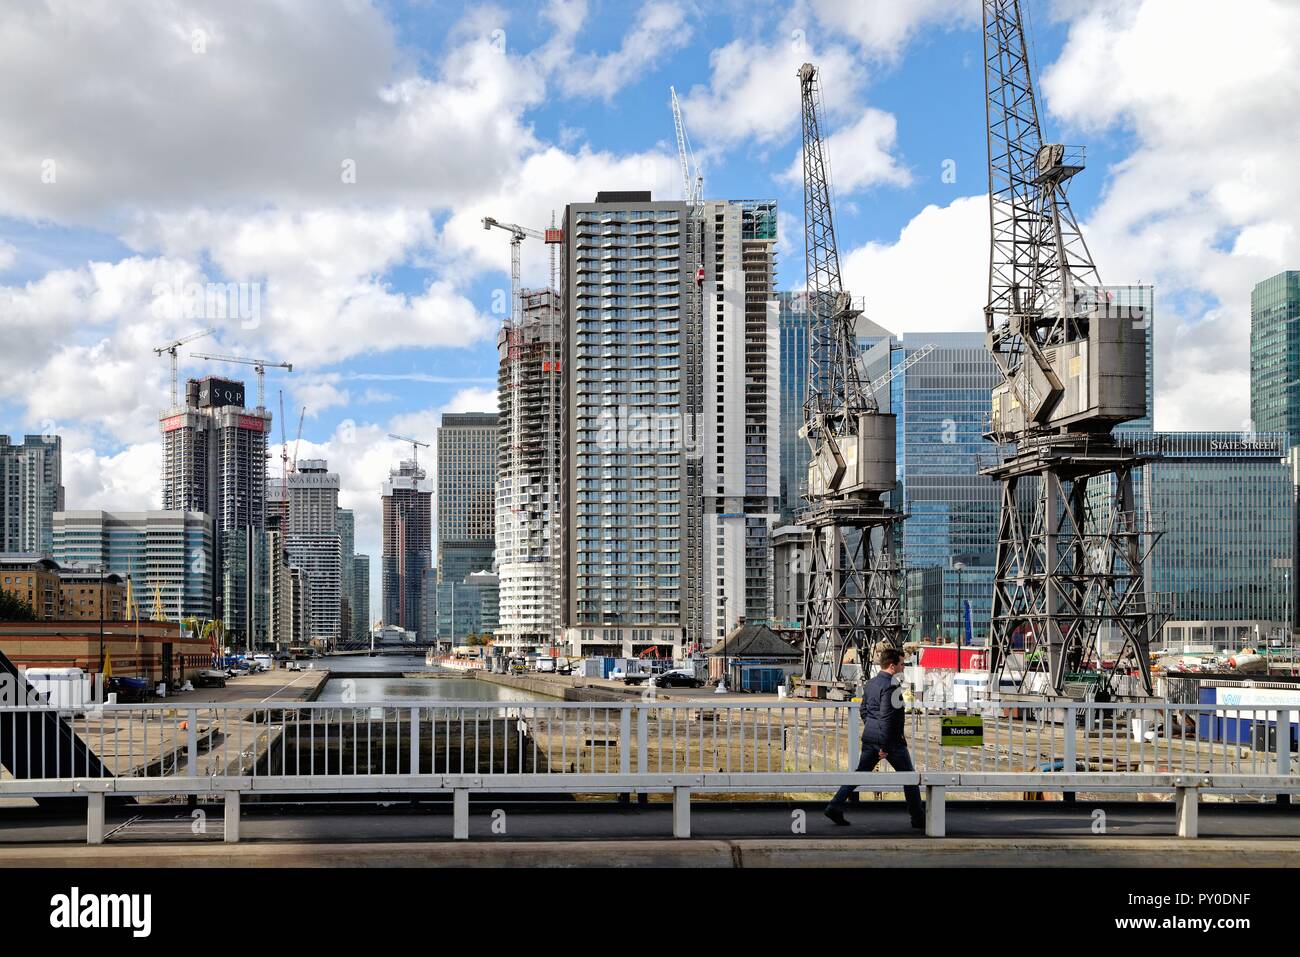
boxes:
[252,654,274,672]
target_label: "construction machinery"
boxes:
[795,63,904,699]
[154,329,214,408]
[385,433,431,635]
[482,216,565,654]
[388,433,430,464]
[670,86,702,206]
[980,0,1160,700]
[670,87,707,649]
[190,352,293,411]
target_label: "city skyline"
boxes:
[3,1,1296,596]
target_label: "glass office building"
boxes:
[884,332,1004,643]
[775,292,895,522]
[1110,285,1155,433]
[51,510,215,622]
[1113,431,1294,626]
[1251,270,1300,445]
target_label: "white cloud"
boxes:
[1040,0,1300,430]
[441,387,499,414]
[778,106,911,194]
[681,34,867,150]
[810,0,979,59]
[839,195,988,336]
[63,441,162,513]
[442,145,680,285]
[553,0,694,101]
[0,0,546,225]
[295,375,350,417]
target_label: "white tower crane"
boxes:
[481,216,563,519]
[190,352,293,411]
[387,433,430,464]
[670,86,702,204]
[154,328,214,408]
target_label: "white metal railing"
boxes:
[0,699,1296,782]
[1,698,1296,843]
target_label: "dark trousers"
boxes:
[828,740,924,822]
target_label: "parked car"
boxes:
[609,668,650,685]
[651,669,704,689]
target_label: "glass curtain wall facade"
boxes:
[1251,271,1300,444]
[1115,431,1294,626]
[890,332,1003,644]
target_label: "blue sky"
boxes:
[2,0,1297,576]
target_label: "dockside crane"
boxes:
[796,63,904,698]
[154,328,214,408]
[190,352,293,411]
[981,0,1159,699]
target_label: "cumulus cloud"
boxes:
[63,440,163,513]
[442,145,680,284]
[681,33,868,150]
[778,107,912,194]
[551,0,694,101]
[840,195,987,336]
[810,0,979,59]
[0,0,545,225]
[441,387,499,414]
[1040,0,1300,430]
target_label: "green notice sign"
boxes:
[941,715,984,747]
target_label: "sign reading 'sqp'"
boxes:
[941,715,984,747]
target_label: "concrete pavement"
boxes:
[1,800,1297,866]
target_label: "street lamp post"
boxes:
[951,561,965,707]
[97,562,106,679]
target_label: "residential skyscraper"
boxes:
[285,459,340,643]
[562,193,698,657]
[336,507,355,640]
[382,459,432,638]
[352,554,370,640]
[436,412,497,585]
[495,288,564,653]
[702,199,780,645]
[51,510,214,622]
[0,434,64,555]
[160,376,270,645]
[1250,270,1300,444]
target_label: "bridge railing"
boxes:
[1,699,1295,781]
[1,698,1296,843]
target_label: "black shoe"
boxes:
[911,818,926,831]
[824,808,850,827]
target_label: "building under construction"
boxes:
[381,459,432,640]
[159,376,270,646]
[495,287,564,653]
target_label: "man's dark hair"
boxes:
[878,646,903,668]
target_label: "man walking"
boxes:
[824,646,924,830]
